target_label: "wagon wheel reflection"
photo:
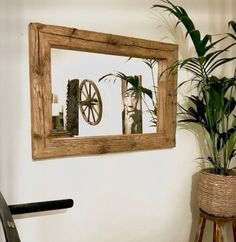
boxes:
[78,79,103,125]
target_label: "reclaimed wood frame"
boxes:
[29,22,178,160]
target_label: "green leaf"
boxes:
[189,30,202,55]
[188,96,206,121]
[224,97,236,115]
[143,59,158,69]
[124,75,139,88]
[139,87,153,99]
[198,34,212,56]
[203,49,223,68]
[205,42,236,73]
[207,57,236,74]
[178,118,197,123]
[218,127,236,148]
[227,33,236,41]
[229,149,236,160]
[228,20,236,34]
[153,1,236,173]
[180,16,196,36]
[182,66,202,77]
[204,36,228,53]
[179,57,202,75]
[98,73,114,82]
[224,127,236,140]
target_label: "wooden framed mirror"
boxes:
[29,23,178,159]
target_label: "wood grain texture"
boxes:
[196,209,236,242]
[29,23,178,159]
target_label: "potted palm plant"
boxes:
[152,0,236,217]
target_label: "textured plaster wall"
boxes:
[0,0,235,241]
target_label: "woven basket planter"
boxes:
[197,169,236,217]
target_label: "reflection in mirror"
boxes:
[51,49,158,137]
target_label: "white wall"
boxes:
[0,0,235,242]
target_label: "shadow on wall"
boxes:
[188,172,200,242]
[177,126,210,241]
[0,0,25,200]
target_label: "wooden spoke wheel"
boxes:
[78,79,103,125]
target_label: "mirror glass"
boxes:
[51,49,159,137]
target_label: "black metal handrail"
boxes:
[9,199,73,215]
[0,192,73,242]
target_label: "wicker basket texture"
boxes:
[198,169,236,217]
